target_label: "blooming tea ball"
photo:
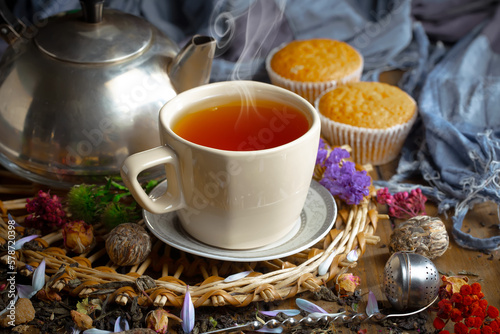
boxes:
[106,223,152,266]
[389,215,449,259]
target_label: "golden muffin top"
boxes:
[270,39,363,82]
[317,81,417,129]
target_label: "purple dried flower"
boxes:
[318,138,327,149]
[17,258,45,300]
[296,298,346,320]
[316,148,329,166]
[223,271,252,283]
[181,285,195,333]
[316,139,329,166]
[328,147,351,165]
[114,316,129,332]
[366,291,380,316]
[259,309,300,317]
[296,298,328,314]
[32,258,46,292]
[256,327,283,333]
[13,234,40,250]
[320,157,371,205]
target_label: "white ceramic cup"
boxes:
[121,80,320,249]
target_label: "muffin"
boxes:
[266,39,363,103]
[316,81,417,165]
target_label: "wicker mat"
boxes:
[0,150,383,309]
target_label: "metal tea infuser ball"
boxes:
[383,251,441,311]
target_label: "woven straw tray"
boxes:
[0,147,384,309]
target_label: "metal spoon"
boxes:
[199,295,438,334]
[201,252,441,333]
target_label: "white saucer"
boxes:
[143,180,337,262]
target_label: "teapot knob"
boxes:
[79,0,104,23]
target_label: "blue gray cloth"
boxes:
[3,0,500,250]
[377,1,500,251]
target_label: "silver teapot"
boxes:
[0,0,216,188]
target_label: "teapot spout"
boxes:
[169,35,216,93]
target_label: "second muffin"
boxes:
[316,81,417,165]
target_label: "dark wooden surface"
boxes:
[335,160,500,332]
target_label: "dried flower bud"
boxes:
[36,288,62,302]
[106,223,151,266]
[146,309,172,334]
[336,273,360,295]
[440,275,469,296]
[71,310,93,330]
[389,215,449,259]
[62,221,95,254]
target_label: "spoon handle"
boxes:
[201,313,369,334]
[200,295,439,334]
[383,295,439,320]
[200,321,263,333]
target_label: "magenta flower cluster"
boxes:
[25,190,67,231]
[316,139,371,205]
[376,187,427,219]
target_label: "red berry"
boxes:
[452,293,464,304]
[438,309,451,320]
[471,283,482,295]
[472,306,486,317]
[451,308,464,322]
[488,306,500,319]
[479,300,488,309]
[433,317,447,330]
[464,296,474,306]
[489,319,500,331]
[454,321,469,334]
[466,317,477,327]
[481,325,493,334]
[461,284,472,296]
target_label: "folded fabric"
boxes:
[412,0,497,43]
[380,4,500,251]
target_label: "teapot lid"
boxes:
[34,9,153,64]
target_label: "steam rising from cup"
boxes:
[209,0,288,81]
[208,0,290,130]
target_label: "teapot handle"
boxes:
[0,0,27,44]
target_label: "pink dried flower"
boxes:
[376,187,427,219]
[375,187,393,205]
[25,190,67,232]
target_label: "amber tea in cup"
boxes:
[121,81,320,249]
[172,101,310,151]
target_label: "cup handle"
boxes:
[120,146,184,214]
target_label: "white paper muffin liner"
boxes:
[265,44,363,104]
[316,98,418,166]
